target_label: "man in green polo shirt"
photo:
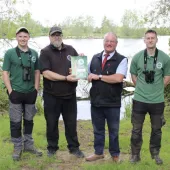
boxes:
[2,27,42,161]
[129,29,170,165]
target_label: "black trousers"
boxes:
[43,92,80,152]
[131,100,165,156]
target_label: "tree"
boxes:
[120,10,145,37]
[0,0,46,39]
[100,16,117,34]
[146,0,170,29]
[0,0,31,39]
[60,16,95,38]
[16,13,43,37]
[82,16,94,37]
[146,0,170,52]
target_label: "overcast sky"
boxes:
[27,0,155,26]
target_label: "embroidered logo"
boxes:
[31,56,36,63]
[67,55,71,61]
[156,62,162,69]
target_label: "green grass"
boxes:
[84,105,170,170]
[0,114,67,170]
[0,103,170,170]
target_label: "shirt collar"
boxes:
[17,46,30,53]
[103,51,115,60]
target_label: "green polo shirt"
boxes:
[130,49,170,103]
[2,47,39,93]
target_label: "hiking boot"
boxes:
[12,149,22,161]
[130,155,141,163]
[112,155,122,163]
[69,149,85,158]
[24,147,42,157]
[47,150,56,157]
[85,154,104,161]
[152,155,163,165]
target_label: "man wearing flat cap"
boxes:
[39,26,84,158]
[2,27,42,161]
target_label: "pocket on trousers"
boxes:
[9,90,21,104]
[32,89,38,99]
[9,90,14,100]
[161,114,166,126]
[132,99,146,113]
[27,90,38,104]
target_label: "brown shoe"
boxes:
[85,154,104,161]
[112,156,122,163]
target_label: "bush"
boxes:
[0,78,8,114]
[36,95,44,115]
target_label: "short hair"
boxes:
[104,32,118,42]
[145,29,157,36]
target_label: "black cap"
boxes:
[49,26,62,35]
[16,27,29,35]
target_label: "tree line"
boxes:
[0,0,170,39]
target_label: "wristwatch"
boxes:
[99,75,102,80]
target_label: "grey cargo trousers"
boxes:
[130,100,165,157]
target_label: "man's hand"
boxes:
[8,89,12,94]
[66,75,79,82]
[69,68,72,74]
[79,53,85,56]
[88,73,99,82]
[35,87,39,92]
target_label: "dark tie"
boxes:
[102,53,109,70]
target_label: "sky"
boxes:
[27,0,155,27]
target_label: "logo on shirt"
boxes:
[31,56,36,63]
[67,55,71,61]
[156,62,162,69]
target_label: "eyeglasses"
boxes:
[51,34,62,38]
[104,40,117,43]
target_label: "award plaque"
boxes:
[71,56,88,79]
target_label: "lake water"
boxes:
[75,95,133,120]
[0,36,170,120]
[1,36,170,58]
[1,36,169,80]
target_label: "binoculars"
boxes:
[23,66,31,81]
[143,70,155,84]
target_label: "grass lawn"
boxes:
[0,104,170,170]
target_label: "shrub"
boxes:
[36,96,44,115]
[0,77,8,114]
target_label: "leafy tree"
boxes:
[82,16,94,37]
[101,16,117,34]
[60,16,95,38]
[60,17,73,37]
[146,0,170,29]
[16,13,43,37]
[0,0,45,39]
[0,0,30,39]
[120,10,145,37]
[146,0,170,53]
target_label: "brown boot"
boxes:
[112,156,122,163]
[85,154,104,161]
